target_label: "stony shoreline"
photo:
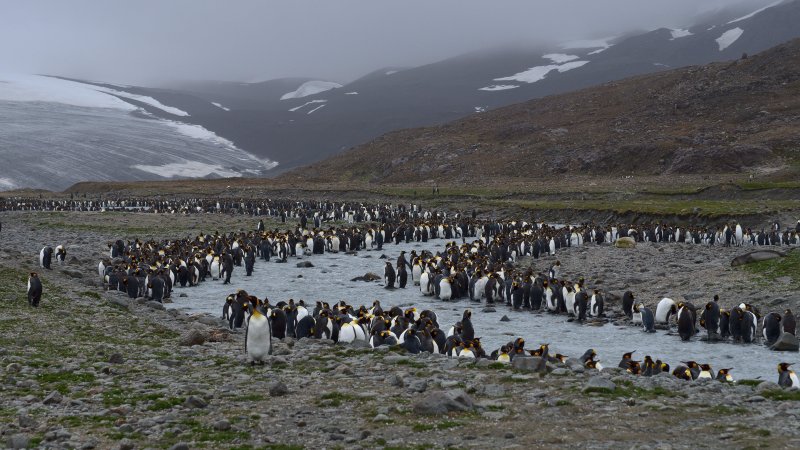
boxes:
[2,210,800,449]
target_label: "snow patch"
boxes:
[0,74,137,110]
[280,81,342,100]
[478,84,519,91]
[653,63,670,67]
[494,60,589,84]
[728,0,783,24]
[288,99,327,112]
[307,104,326,114]
[132,162,243,179]
[211,102,230,111]
[669,28,693,40]
[716,28,744,51]
[474,106,486,113]
[543,53,579,63]
[344,91,358,95]
[91,85,189,116]
[385,70,398,75]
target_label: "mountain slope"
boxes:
[279,38,800,184]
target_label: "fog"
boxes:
[0,0,779,86]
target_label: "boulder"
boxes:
[412,389,474,415]
[269,381,288,397]
[731,250,785,267]
[583,376,617,393]
[145,301,165,310]
[770,332,800,352]
[615,237,636,249]
[511,356,546,373]
[296,261,314,268]
[179,329,209,346]
[351,272,382,282]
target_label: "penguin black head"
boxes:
[683,361,699,369]
[622,351,636,359]
[778,362,793,372]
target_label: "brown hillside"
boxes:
[280,39,800,184]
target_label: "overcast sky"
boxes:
[0,0,778,86]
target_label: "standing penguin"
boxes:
[39,246,53,270]
[575,291,589,322]
[703,298,721,340]
[384,262,396,289]
[655,298,677,324]
[762,312,782,345]
[27,272,42,307]
[245,303,272,365]
[741,310,757,344]
[590,290,604,317]
[55,245,67,264]
[622,291,635,320]
[677,306,695,341]
[783,309,796,335]
[397,263,408,289]
[639,304,656,333]
[778,363,800,388]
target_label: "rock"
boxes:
[615,237,636,249]
[68,256,80,264]
[372,413,390,422]
[504,433,515,439]
[500,315,511,322]
[482,307,496,313]
[388,373,404,387]
[169,444,189,450]
[179,293,188,298]
[43,390,63,405]
[296,261,314,268]
[770,332,800,352]
[511,356,545,373]
[269,381,288,397]
[118,439,135,450]
[407,379,428,393]
[481,384,506,397]
[109,353,124,364]
[334,364,353,375]
[551,368,570,376]
[351,272,381,282]
[7,434,30,449]
[109,298,129,309]
[213,420,231,431]
[583,376,617,392]
[179,329,209,346]
[384,355,410,364]
[6,362,21,373]
[755,381,780,394]
[145,301,165,310]
[747,396,767,403]
[184,395,207,408]
[731,250,785,267]
[412,389,474,415]
[18,412,37,428]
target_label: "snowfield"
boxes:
[716,28,744,51]
[494,60,589,84]
[280,81,342,100]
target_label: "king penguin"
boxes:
[245,302,272,364]
[27,272,42,307]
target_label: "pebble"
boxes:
[43,390,63,405]
[184,395,208,408]
[6,434,30,450]
[269,381,288,397]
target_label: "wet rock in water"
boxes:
[615,237,636,249]
[296,261,314,268]
[379,254,388,259]
[482,307,497,313]
[769,332,799,352]
[179,329,209,346]
[412,389,474,415]
[584,376,617,392]
[179,293,188,298]
[351,272,381,282]
[500,315,511,322]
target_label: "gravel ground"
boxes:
[1,210,799,449]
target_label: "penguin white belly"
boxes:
[791,372,800,387]
[589,296,597,317]
[98,262,105,277]
[295,243,303,256]
[474,278,487,298]
[632,311,643,324]
[549,240,556,255]
[545,290,555,311]
[446,326,455,338]
[565,293,575,315]
[39,249,45,268]
[655,298,675,323]
[439,281,452,300]
[246,314,272,363]
[210,261,220,279]
[698,371,712,379]
[458,348,476,359]
[497,354,510,363]
[296,306,309,321]
[412,266,422,285]
[420,273,431,295]
[338,323,356,344]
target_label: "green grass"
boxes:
[587,381,683,399]
[148,396,186,411]
[708,405,749,415]
[760,389,800,401]
[81,290,102,300]
[37,371,96,384]
[737,379,764,387]
[739,249,800,289]
[318,391,360,407]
